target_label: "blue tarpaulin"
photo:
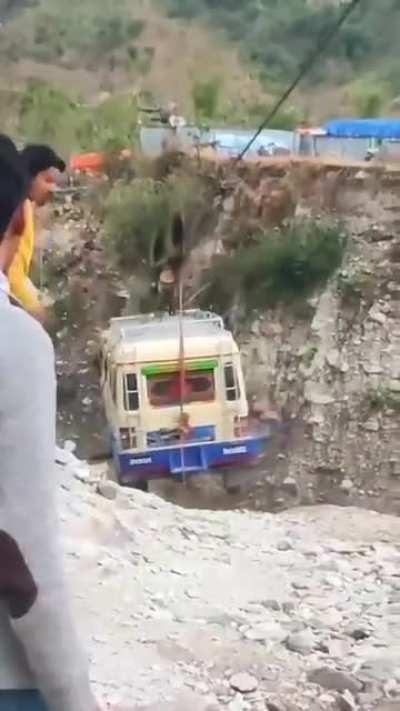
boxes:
[324,118,400,139]
[325,119,400,139]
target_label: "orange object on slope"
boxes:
[69,152,106,173]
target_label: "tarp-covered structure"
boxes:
[324,118,400,140]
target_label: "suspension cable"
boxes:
[177,270,187,485]
[237,0,362,161]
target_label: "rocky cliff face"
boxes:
[46,160,400,514]
[205,163,400,514]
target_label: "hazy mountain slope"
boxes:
[1,0,398,134]
[160,0,400,90]
[0,0,266,113]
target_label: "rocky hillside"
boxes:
[57,447,400,710]
[160,0,400,120]
[41,157,400,517]
[189,160,400,515]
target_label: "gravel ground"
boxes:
[56,449,400,711]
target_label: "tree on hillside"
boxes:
[192,79,221,121]
[162,0,400,91]
[351,81,388,118]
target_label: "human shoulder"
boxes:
[0,303,53,366]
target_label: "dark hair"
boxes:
[20,144,66,179]
[0,135,28,240]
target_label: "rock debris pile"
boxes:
[57,449,400,711]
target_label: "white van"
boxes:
[100,310,268,488]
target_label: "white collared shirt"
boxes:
[0,275,95,708]
[0,270,9,301]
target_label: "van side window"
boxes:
[124,373,139,412]
[224,364,240,401]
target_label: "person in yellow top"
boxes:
[8,144,66,321]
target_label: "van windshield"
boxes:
[147,370,215,407]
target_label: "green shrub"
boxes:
[249,103,305,131]
[19,79,80,151]
[104,180,169,268]
[202,221,347,314]
[223,99,305,129]
[104,173,214,270]
[92,16,144,55]
[192,78,221,121]
[301,344,319,368]
[365,386,400,413]
[19,80,138,153]
[77,94,138,152]
[351,80,389,117]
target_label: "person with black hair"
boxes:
[8,144,66,322]
[0,134,100,710]
[0,135,28,267]
[20,145,66,206]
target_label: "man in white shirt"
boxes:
[0,134,99,710]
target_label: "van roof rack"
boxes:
[109,310,225,342]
